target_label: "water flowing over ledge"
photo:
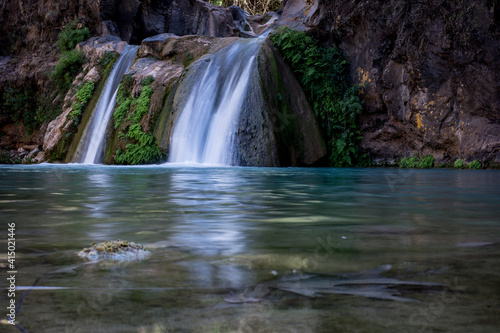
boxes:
[168,36,266,165]
[74,45,139,164]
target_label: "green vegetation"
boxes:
[98,51,117,68]
[49,49,85,92]
[453,159,465,169]
[1,85,63,134]
[56,20,91,52]
[468,160,482,169]
[0,150,12,164]
[113,76,164,165]
[50,21,90,92]
[399,154,435,168]
[270,27,365,167]
[69,81,95,125]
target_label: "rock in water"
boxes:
[78,240,151,261]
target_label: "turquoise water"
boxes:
[1,165,499,332]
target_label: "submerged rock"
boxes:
[78,240,151,262]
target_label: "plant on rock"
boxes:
[270,27,365,167]
[112,76,164,165]
[69,81,95,125]
[399,154,434,168]
[468,160,482,169]
[453,159,465,169]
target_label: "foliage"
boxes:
[1,86,38,133]
[49,49,85,91]
[56,20,91,52]
[453,159,465,169]
[69,81,95,125]
[399,154,419,168]
[114,85,132,129]
[98,52,117,68]
[1,84,64,133]
[468,160,482,169]
[416,155,434,168]
[112,77,164,165]
[270,27,365,167]
[130,86,154,123]
[399,154,434,168]
[115,124,163,165]
[0,150,12,164]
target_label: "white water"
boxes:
[76,45,139,164]
[168,37,266,165]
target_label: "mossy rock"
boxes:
[78,240,151,261]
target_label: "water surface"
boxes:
[1,165,499,332]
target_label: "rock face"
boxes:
[43,36,126,161]
[279,0,500,165]
[100,0,239,43]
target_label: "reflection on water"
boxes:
[0,165,499,332]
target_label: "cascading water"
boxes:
[75,45,139,164]
[168,36,266,165]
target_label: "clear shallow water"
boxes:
[1,165,499,332]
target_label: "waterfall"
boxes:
[75,45,139,164]
[168,37,266,165]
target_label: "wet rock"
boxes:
[28,148,40,159]
[78,240,151,262]
[229,6,280,37]
[138,34,240,65]
[234,38,326,166]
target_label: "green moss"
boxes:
[453,159,465,169]
[468,160,482,169]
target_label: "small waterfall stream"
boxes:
[168,37,266,165]
[75,45,139,164]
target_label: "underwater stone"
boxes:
[78,240,151,261]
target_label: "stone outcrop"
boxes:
[234,38,326,166]
[43,36,126,161]
[278,0,500,165]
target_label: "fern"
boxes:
[270,27,366,167]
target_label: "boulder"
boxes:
[138,33,240,65]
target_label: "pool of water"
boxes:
[1,165,499,332]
